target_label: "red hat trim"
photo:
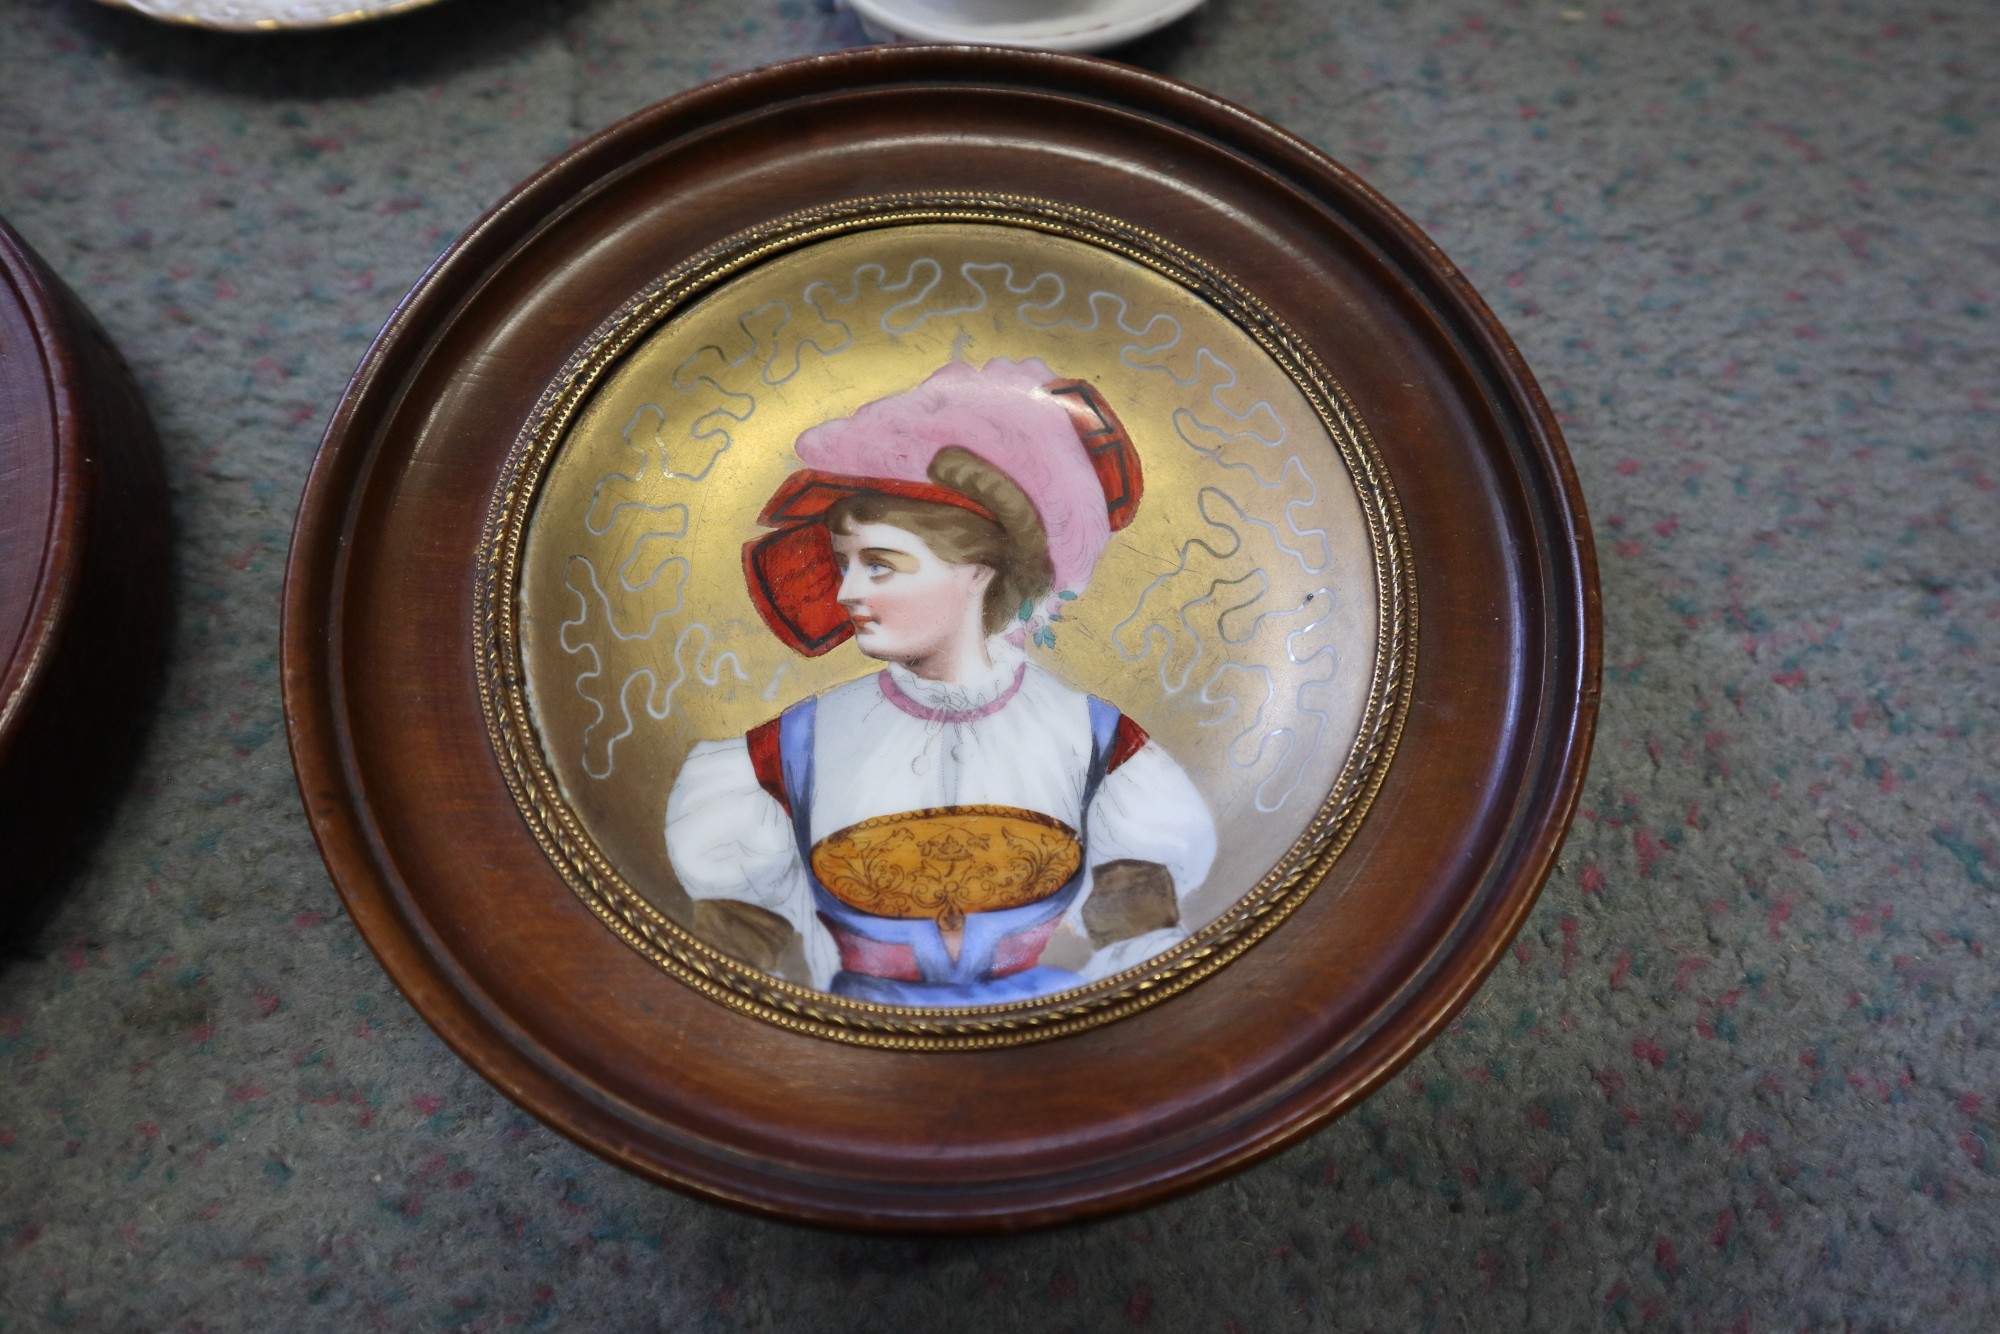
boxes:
[743,472,999,658]
[1044,378,1143,533]
[743,377,1142,656]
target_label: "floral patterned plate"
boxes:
[92,0,444,32]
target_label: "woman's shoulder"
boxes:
[1018,663,1158,767]
[1014,660,1107,737]
[817,672,885,707]
[1019,659,1090,704]
[771,670,885,741]
[809,671,887,722]
[743,673,876,735]
[666,733,757,812]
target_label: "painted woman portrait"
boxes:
[664,357,1217,1005]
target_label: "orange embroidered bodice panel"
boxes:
[808,805,1083,932]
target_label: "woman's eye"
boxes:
[866,561,891,576]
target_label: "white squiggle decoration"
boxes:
[582,408,666,534]
[1043,287,1333,788]
[880,261,1066,335]
[1108,486,1325,694]
[1139,351,1334,577]
[1130,343,1288,443]
[757,301,850,386]
[1242,595,1341,812]
[566,555,687,645]
[1108,490,1258,695]
[1171,394,1331,572]
[565,298,785,777]
[618,525,691,594]
[558,250,1351,810]
[1220,584,1334,648]
[557,578,607,749]
[804,263,905,320]
[668,382,754,481]
[1193,482,1326,577]
[810,258,940,334]
[583,625,749,780]
[565,299,774,773]
[1022,287,1183,368]
[1194,593,1334,738]
[879,259,950,332]
[1193,586,1339,813]
[1113,312,1343,810]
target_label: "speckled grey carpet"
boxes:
[2,0,1996,1328]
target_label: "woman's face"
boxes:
[830,520,993,673]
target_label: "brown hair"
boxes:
[826,446,1055,636]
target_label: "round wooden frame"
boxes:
[0,220,171,938]
[282,47,1599,1230]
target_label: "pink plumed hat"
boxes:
[744,358,1143,657]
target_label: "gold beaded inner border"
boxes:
[474,194,1418,1050]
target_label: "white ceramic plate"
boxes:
[93,0,444,31]
[840,0,1206,52]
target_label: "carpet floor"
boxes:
[2,0,1995,1328]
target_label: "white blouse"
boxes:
[664,638,1218,991]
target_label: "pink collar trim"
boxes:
[877,662,1028,724]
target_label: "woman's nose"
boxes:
[836,563,867,606]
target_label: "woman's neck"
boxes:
[877,636,1026,724]
[899,621,993,683]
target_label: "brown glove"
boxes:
[1082,859,1180,948]
[691,898,796,972]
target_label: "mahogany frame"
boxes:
[282,47,1599,1231]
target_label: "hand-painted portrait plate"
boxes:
[285,48,1597,1229]
[487,201,1409,1044]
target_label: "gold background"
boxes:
[519,224,1381,977]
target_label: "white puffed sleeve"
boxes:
[1067,739,1219,984]
[664,738,838,987]
[1083,741,1217,894]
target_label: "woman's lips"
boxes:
[850,613,876,631]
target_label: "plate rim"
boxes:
[841,0,1209,53]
